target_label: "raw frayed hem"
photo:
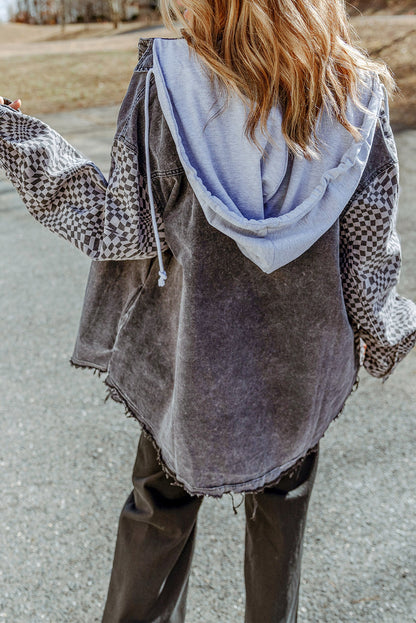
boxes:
[69,358,106,378]
[103,378,205,498]
[237,374,361,504]
[69,361,197,495]
[70,360,360,505]
[102,377,322,505]
[104,379,255,511]
[229,370,360,509]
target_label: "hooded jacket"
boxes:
[1,38,415,496]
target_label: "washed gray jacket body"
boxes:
[1,38,416,496]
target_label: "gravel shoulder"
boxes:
[0,108,415,623]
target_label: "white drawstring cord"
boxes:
[145,69,167,287]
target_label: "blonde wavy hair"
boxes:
[160,0,394,157]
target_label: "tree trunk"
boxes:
[60,0,66,32]
[84,1,92,30]
[108,0,120,28]
[120,0,128,21]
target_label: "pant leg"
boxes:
[102,432,203,623]
[244,448,319,623]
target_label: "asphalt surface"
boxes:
[0,106,415,623]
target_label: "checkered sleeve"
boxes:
[339,161,416,380]
[0,106,167,260]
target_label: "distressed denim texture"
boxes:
[71,39,414,496]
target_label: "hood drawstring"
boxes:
[145,69,167,287]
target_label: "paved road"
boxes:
[0,107,415,623]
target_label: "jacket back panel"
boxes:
[72,44,358,496]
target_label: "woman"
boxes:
[1,1,415,621]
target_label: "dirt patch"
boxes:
[0,50,139,115]
[352,15,416,129]
[348,0,416,15]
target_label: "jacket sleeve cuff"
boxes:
[361,330,416,381]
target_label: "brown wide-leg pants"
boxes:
[102,433,318,623]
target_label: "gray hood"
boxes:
[152,38,385,273]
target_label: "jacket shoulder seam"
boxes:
[354,156,398,198]
[136,38,155,71]
[341,160,398,221]
[364,159,397,188]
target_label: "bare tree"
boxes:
[119,0,128,21]
[59,0,66,31]
[108,0,120,28]
[9,0,135,25]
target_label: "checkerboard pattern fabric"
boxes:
[1,106,415,379]
[340,162,416,378]
[0,107,166,260]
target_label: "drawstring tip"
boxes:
[158,270,167,287]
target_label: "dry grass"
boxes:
[0,21,159,44]
[0,50,139,115]
[0,22,168,115]
[0,17,415,128]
